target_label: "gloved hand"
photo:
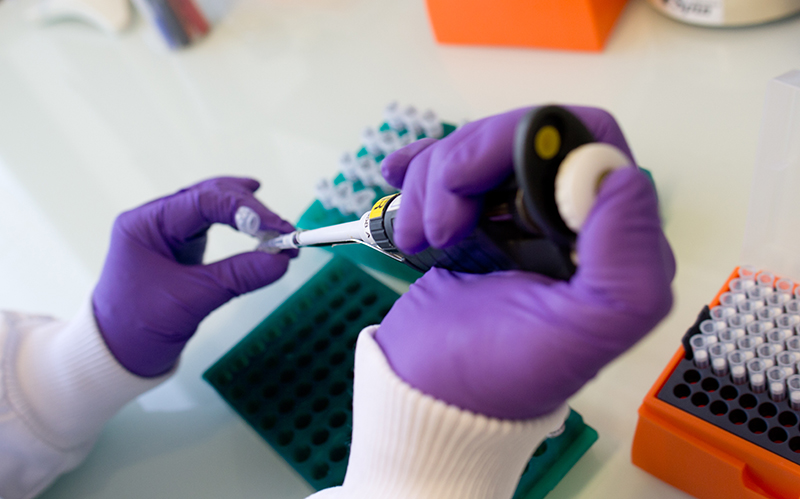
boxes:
[377,106,675,420]
[93,177,297,377]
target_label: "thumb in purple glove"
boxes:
[376,106,675,420]
[93,177,298,377]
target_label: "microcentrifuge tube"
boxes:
[756,343,777,368]
[727,315,748,335]
[747,321,772,341]
[767,329,789,352]
[777,351,799,377]
[787,374,800,410]
[690,335,710,369]
[787,336,800,353]
[767,366,788,402]
[737,336,759,360]
[699,319,721,335]
[709,343,729,376]
[758,306,782,322]
[710,305,737,321]
[777,314,800,330]
[756,271,776,288]
[787,300,800,316]
[776,278,795,295]
[729,351,748,385]
[719,329,738,352]
[768,292,790,308]
[738,265,757,281]
[737,301,759,323]
[747,358,768,393]
[720,292,747,308]
[729,278,746,294]
[747,286,769,303]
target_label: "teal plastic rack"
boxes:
[204,256,597,496]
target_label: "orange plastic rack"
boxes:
[632,268,800,499]
[424,0,630,52]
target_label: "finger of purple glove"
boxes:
[160,178,295,249]
[375,167,674,420]
[381,138,437,189]
[387,105,636,255]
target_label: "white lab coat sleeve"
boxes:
[306,325,570,499]
[0,301,171,499]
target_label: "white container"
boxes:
[647,0,800,27]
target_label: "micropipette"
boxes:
[259,106,633,279]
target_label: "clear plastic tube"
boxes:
[748,359,768,393]
[787,374,800,410]
[747,321,772,341]
[727,315,748,337]
[768,329,790,352]
[758,306,782,322]
[710,305,737,321]
[737,301,759,323]
[776,278,795,295]
[776,313,799,330]
[787,300,800,316]
[757,271,776,288]
[690,335,710,369]
[699,319,721,335]
[756,343,778,368]
[709,343,729,376]
[737,336,760,359]
[787,336,800,352]
[738,265,757,282]
[768,366,788,402]
[768,293,790,307]
[720,292,747,308]
[729,351,748,384]
[747,286,770,302]
[777,351,799,377]
[718,329,739,352]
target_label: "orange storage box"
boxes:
[632,268,800,499]
[424,0,629,51]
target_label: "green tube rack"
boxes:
[203,256,597,496]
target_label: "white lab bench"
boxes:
[1,1,799,497]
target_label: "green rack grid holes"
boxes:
[204,256,597,496]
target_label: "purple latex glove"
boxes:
[376,106,675,420]
[93,177,297,377]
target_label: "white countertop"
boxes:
[1,0,799,497]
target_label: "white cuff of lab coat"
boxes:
[8,300,172,451]
[307,326,569,499]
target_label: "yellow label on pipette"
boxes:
[369,194,397,220]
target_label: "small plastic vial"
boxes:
[738,265,757,282]
[777,351,799,377]
[690,335,710,369]
[746,321,772,341]
[786,374,800,410]
[787,336,800,353]
[720,292,747,308]
[718,329,738,352]
[776,313,800,329]
[747,286,770,302]
[776,278,795,295]
[756,343,778,368]
[727,315,748,336]
[747,358,768,393]
[756,271,776,289]
[737,301,759,323]
[729,351,748,385]
[709,343,729,376]
[767,366,788,402]
[737,336,760,360]
[767,328,790,352]
[699,319,721,335]
[758,306,782,322]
